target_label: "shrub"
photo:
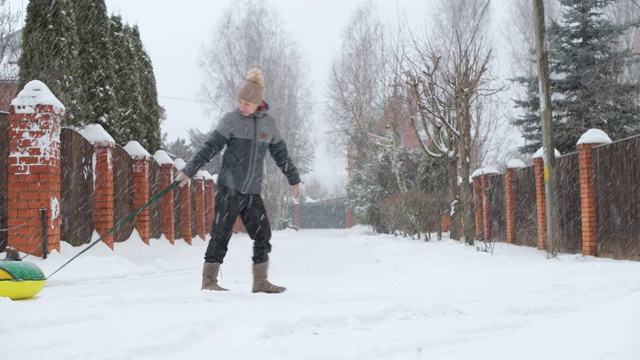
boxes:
[379,191,449,240]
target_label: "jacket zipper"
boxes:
[241,115,258,193]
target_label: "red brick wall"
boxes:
[0,81,18,112]
[159,164,175,244]
[473,177,482,239]
[505,168,516,244]
[481,175,491,240]
[179,182,192,244]
[132,157,150,244]
[193,178,206,240]
[7,103,62,256]
[533,157,546,250]
[93,142,115,249]
[205,180,214,234]
[578,143,601,256]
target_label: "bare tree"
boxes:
[327,1,410,193]
[199,0,314,225]
[609,0,640,46]
[607,0,640,81]
[0,3,20,82]
[402,0,500,243]
[503,0,560,78]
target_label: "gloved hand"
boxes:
[174,171,190,187]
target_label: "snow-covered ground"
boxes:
[2,227,640,360]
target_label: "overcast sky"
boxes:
[8,0,513,191]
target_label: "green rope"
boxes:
[47,181,181,278]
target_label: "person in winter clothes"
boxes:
[174,68,300,293]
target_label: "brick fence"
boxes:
[1,81,215,256]
[473,128,640,259]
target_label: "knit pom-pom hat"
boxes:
[237,68,264,105]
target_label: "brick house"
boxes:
[0,29,21,112]
[375,95,422,149]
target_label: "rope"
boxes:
[0,215,41,232]
[0,216,42,260]
[47,181,181,279]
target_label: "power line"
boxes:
[158,95,203,103]
[158,94,328,106]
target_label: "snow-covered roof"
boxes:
[153,150,174,165]
[194,170,208,180]
[11,80,64,114]
[471,166,500,178]
[533,147,561,159]
[507,159,526,169]
[199,170,215,181]
[123,141,151,160]
[577,129,612,145]
[78,124,115,144]
[174,158,186,171]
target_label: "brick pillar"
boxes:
[505,160,526,245]
[7,81,63,256]
[577,129,612,256]
[93,142,115,249]
[193,173,206,240]
[293,203,301,228]
[472,176,482,239]
[533,157,546,250]
[179,182,192,245]
[345,208,354,228]
[125,141,151,245]
[481,174,491,240]
[204,176,215,235]
[232,217,244,233]
[159,163,175,244]
[173,159,192,244]
[504,168,516,244]
[505,167,515,244]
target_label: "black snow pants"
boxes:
[204,185,272,264]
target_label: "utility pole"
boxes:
[532,0,560,256]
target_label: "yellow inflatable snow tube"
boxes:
[0,262,46,300]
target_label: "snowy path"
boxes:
[2,227,640,360]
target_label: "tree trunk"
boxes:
[460,96,475,245]
[533,0,560,256]
[448,155,461,240]
[390,128,408,193]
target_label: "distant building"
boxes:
[374,95,424,150]
[0,29,20,112]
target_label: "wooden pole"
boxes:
[532,0,560,256]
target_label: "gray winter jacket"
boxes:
[181,104,300,194]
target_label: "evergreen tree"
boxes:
[162,137,192,161]
[346,150,389,233]
[73,0,117,134]
[512,0,640,154]
[511,74,543,154]
[18,0,80,125]
[548,0,640,153]
[130,25,162,153]
[109,16,143,146]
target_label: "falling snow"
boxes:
[2,227,640,359]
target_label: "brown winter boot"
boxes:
[201,262,228,291]
[252,262,286,294]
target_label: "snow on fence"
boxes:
[475,129,640,260]
[0,81,214,257]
